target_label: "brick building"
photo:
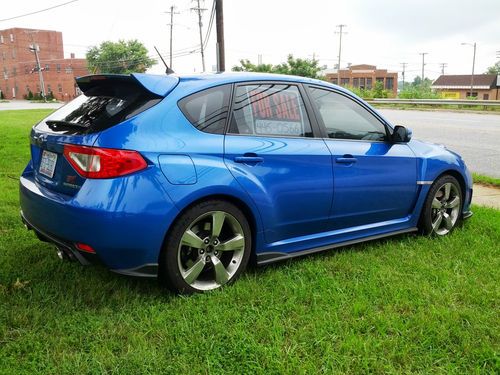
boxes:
[323,64,398,96]
[431,74,500,100]
[0,27,89,101]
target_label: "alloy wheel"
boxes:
[430,182,461,235]
[177,211,246,291]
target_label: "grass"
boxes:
[473,173,500,188]
[1,110,499,374]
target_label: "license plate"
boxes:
[39,150,58,178]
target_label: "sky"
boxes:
[1,0,499,81]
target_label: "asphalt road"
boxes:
[379,109,500,178]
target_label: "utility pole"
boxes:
[191,0,207,72]
[400,62,408,89]
[335,24,347,85]
[165,5,179,69]
[215,0,225,72]
[439,62,448,75]
[258,54,262,65]
[462,42,476,97]
[26,31,46,102]
[419,52,428,86]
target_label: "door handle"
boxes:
[234,156,264,164]
[335,155,357,164]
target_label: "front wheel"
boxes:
[160,200,251,294]
[419,175,463,236]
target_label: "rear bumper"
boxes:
[20,211,98,265]
[19,169,179,274]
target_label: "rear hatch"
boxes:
[29,73,179,195]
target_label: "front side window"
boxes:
[178,84,231,135]
[229,84,312,137]
[308,87,387,141]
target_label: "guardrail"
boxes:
[365,98,500,107]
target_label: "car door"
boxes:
[306,86,417,230]
[224,82,333,244]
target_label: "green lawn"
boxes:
[0,110,499,374]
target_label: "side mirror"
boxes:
[392,125,412,143]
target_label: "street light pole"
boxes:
[462,42,477,98]
[335,24,347,86]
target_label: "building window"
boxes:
[331,78,338,85]
[359,78,366,89]
[1,52,5,60]
[3,67,7,79]
[11,49,16,59]
[24,65,29,74]
[56,64,61,73]
[12,67,16,77]
[366,78,372,89]
[483,93,489,100]
[0,35,3,44]
[376,77,384,84]
[47,84,52,93]
[353,78,359,87]
[65,66,73,73]
[467,91,477,98]
[58,84,63,93]
[25,85,30,93]
[10,34,14,43]
[341,78,350,86]
[45,64,50,71]
[385,77,394,90]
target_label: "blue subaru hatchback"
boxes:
[19,72,473,293]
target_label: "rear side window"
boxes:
[229,84,313,138]
[36,80,162,135]
[178,84,232,134]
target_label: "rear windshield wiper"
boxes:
[45,120,90,130]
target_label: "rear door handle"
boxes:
[335,156,357,164]
[234,156,264,164]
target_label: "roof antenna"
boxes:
[154,46,175,75]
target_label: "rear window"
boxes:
[178,84,232,134]
[36,81,162,135]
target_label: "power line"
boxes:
[0,0,79,22]
[203,0,216,51]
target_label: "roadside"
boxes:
[473,184,500,210]
[372,104,500,115]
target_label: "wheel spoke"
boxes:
[443,183,452,200]
[217,234,244,252]
[442,212,453,230]
[183,258,206,284]
[432,198,441,209]
[211,212,226,237]
[432,212,443,231]
[446,196,460,209]
[211,256,229,285]
[181,229,204,249]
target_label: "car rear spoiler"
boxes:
[75,73,179,98]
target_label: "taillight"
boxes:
[63,144,147,179]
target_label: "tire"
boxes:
[419,175,463,236]
[159,200,252,294]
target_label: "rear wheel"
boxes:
[160,200,251,294]
[419,175,462,236]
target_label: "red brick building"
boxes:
[0,27,89,101]
[323,64,398,96]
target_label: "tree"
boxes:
[86,40,156,74]
[232,54,321,79]
[486,61,500,75]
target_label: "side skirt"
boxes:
[256,227,418,265]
